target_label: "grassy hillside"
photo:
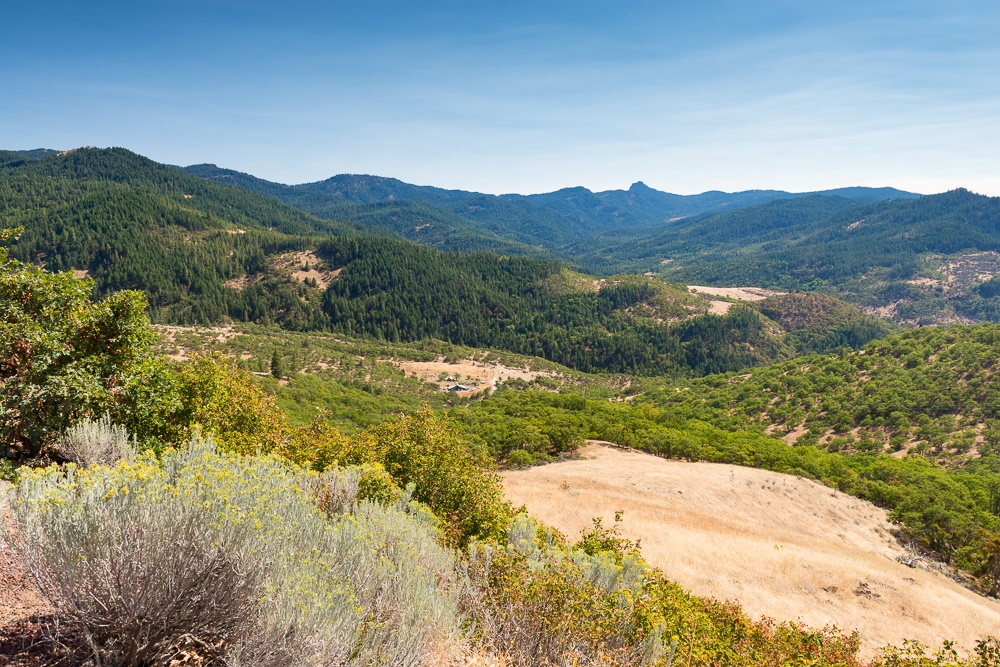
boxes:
[505,443,1000,655]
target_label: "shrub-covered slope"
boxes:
[646,324,1000,462]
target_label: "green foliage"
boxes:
[186,163,914,256]
[269,348,285,379]
[584,190,1000,325]
[870,637,1000,666]
[756,292,895,354]
[174,353,287,455]
[278,410,510,545]
[1,147,354,328]
[318,236,797,375]
[5,150,895,377]
[0,457,16,482]
[357,410,512,545]
[647,324,1000,463]
[0,249,179,457]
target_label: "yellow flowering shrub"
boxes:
[6,437,463,667]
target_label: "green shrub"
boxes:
[174,353,287,455]
[0,458,16,483]
[283,410,511,546]
[506,448,535,468]
[359,409,512,545]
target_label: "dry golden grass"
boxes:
[503,443,1000,657]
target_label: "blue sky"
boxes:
[4,1,1000,195]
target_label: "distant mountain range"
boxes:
[183,162,919,250]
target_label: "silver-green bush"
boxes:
[53,414,135,467]
[4,437,462,667]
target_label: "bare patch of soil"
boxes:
[275,251,341,289]
[706,300,733,315]
[395,358,558,395]
[687,285,785,301]
[1,499,61,666]
[224,274,262,291]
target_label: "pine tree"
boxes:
[270,350,285,379]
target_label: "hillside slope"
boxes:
[504,443,1000,656]
[647,323,1000,464]
[0,147,365,326]
[580,189,1000,324]
[0,147,892,376]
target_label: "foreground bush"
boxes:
[4,439,462,667]
[464,515,662,667]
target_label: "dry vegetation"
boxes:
[503,443,1000,658]
[1,496,54,666]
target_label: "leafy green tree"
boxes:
[0,227,179,458]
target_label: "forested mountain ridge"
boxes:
[0,147,369,325]
[184,162,918,251]
[508,181,918,233]
[1,147,891,377]
[576,189,1000,325]
[185,163,588,250]
[184,160,1000,326]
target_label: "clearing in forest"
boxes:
[503,443,1000,657]
[395,358,558,395]
[686,285,785,315]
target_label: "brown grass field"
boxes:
[502,443,1000,657]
